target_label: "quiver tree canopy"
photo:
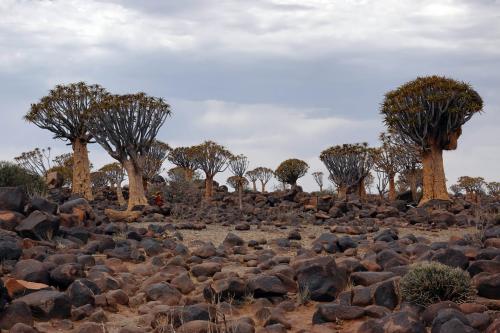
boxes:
[168,146,198,180]
[227,176,249,191]
[381,76,483,204]
[255,167,273,192]
[25,82,108,200]
[143,140,171,183]
[193,141,232,200]
[312,171,324,192]
[373,133,405,201]
[245,169,259,192]
[229,154,250,210]
[14,147,52,177]
[320,143,375,200]
[457,176,485,202]
[274,158,309,187]
[88,92,171,210]
[100,162,126,206]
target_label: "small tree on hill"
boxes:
[168,146,198,181]
[457,176,486,203]
[373,133,404,201]
[193,141,232,200]
[255,167,273,192]
[246,169,259,192]
[229,154,249,210]
[381,76,483,205]
[320,143,375,201]
[25,82,108,200]
[100,162,126,206]
[486,182,500,199]
[312,171,324,192]
[88,93,171,210]
[275,159,309,188]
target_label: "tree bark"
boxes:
[338,185,348,201]
[319,185,323,192]
[238,184,243,210]
[358,179,366,201]
[205,177,213,200]
[251,181,257,192]
[408,172,417,202]
[123,160,148,210]
[388,174,396,201]
[260,180,266,193]
[116,183,126,206]
[420,144,449,206]
[72,139,93,201]
[186,169,194,181]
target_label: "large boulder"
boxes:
[45,171,64,189]
[25,197,58,215]
[0,240,22,261]
[0,211,24,231]
[16,290,71,320]
[0,301,33,330]
[15,211,59,241]
[313,304,366,323]
[247,275,288,298]
[12,259,50,284]
[293,256,347,302]
[0,187,26,213]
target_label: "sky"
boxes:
[0,0,499,191]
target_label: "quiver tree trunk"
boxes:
[72,139,93,201]
[251,181,257,192]
[358,179,366,201]
[123,160,148,210]
[260,181,266,193]
[408,172,418,202]
[238,184,243,210]
[338,185,348,201]
[186,169,194,181]
[116,183,126,206]
[319,185,323,192]
[420,144,449,205]
[205,177,214,200]
[143,177,148,194]
[388,174,396,201]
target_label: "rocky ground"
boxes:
[0,185,500,333]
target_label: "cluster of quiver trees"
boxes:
[21,75,490,210]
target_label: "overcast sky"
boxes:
[0,0,499,191]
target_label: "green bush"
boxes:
[400,261,475,307]
[0,161,46,196]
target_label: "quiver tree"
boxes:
[449,184,463,197]
[274,159,309,188]
[90,171,108,192]
[168,146,198,181]
[255,167,273,192]
[14,147,52,177]
[25,82,108,200]
[312,171,324,192]
[392,133,422,202]
[229,154,249,210]
[193,141,232,200]
[373,132,404,201]
[245,169,259,192]
[88,93,171,210]
[143,140,171,189]
[487,182,500,199]
[227,176,249,192]
[49,153,74,187]
[320,143,375,201]
[375,171,389,199]
[457,176,486,203]
[100,162,126,206]
[381,76,483,205]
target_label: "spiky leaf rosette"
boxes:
[381,76,483,150]
[25,82,108,142]
[88,93,171,167]
[275,159,309,186]
[320,143,375,189]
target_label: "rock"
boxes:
[312,304,365,323]
[66,280,95,307]
[0,211,24,231]
[293,256,347,302]
[223,232,244,247]
[50,263,84,289]
[204,277,247,302]
[435,318,478,333]
[486,319,500,333]
[176,320,218,333]
[466,312,490,331]
[106,289,129,306]
[8,323,39,333]
[0,187,26,213]
[311,233,338,253]
[75,322,107,333]
[192,243,217,258]
[431,309,470,333]
[0,301,33,330]
[12,259,50,284]
[467,261,500,277]
[25,197,58,215]
[372,278,399,310]
[247,275,288,297]
[351,272,395,286]
[235,223,251,230]
[432,248,469,270]
[16,290,71,319]
[422,302,460,325]
[191,262,222,277]
[144,282,181,305]
[0,240,22,261]
[105,209,141,222]
[376,249,408,269]
[474,273,500,299]
[171,273,196,295]
[381,312,426,333]
[15,211,59,241]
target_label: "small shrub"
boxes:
[400,261,475,307]
[0,161,46,196]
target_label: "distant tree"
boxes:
[312,171,324,192]
[49,153,74,187]
[381,76,483,205]
[486,182,500,199]
[25,82,108,200]
[143,140,171,189]
[320,143,375,201]
[275,159,309,188]
[193,141,232,200]
[90,171,107,192]
[457,176,486,203]
[229,154,249,210]
[255,167,274,193]
[14,147,52,177]
[375,170,389,199]
[390,132,422,201]
[245,169,259,192]
[373,133,404,201]
[100,162,126,206]
[168,146,198,181]
[88,93,171,210]
[397,167,423,198]
[364,172,375,194]
[449,184,463,197]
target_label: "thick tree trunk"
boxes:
[338,185,348,201]
[260,181,266,193]
[251,181,257,192]
[116,183,126,206]
[319,185,323,192]
[238,185,243,210]
[408,172,417,202]
[142,177,148,194]
[358,179,366,201]
[72,140,93,201]
[420,144,449,206]
[205,177,214,200]
[388,175,396,201]
[124,160,148,210]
